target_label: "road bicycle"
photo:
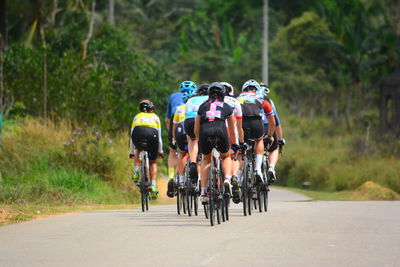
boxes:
[206,137,230,226]
[184,158,199,217]
[241,135,255,216]
[135,141,152,212]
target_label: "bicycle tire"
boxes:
[221,197,225,222]
[186,180,192,217]
[224,198,229,221]
[141,186,145,212]
[257,185,263,213]
[203,202,209,219]
[216,200,222,224]
[194,194,199,216]
[177,187,181,215]
[242,156,248,216]
[263,185,269,212]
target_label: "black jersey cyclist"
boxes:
[194,82,239,203]
[130,100,163,199]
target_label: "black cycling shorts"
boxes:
[131,126,159,161]
[242,117,264,142]
[184,118,196,139]
[199,121,230,155]
[168,118,177,150]
[175,123,188,152]
[263,124,278,152]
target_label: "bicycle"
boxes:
[241,135,256,216]
[184,158,199,217]
[135,141,152,212]
[206,137,230,226]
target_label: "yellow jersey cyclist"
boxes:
[130,100,163,199]
[194,82,239,203]
[167,90,196,197]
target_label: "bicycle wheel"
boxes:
[242,157,248,216]
[203,202,209,219]
[194,193,199,216]
[140,186,145,212]
[224,198,229,221]
[257,185,263,213]
[177,188,181,215]
[216,199,222,224]
[263,185,269,212]
[186,180,192,217]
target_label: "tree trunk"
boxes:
[0,0,7,114]
[81,2,96,61]
[108,0,115,26]
[40,25,48,122]
[262,0,268,84]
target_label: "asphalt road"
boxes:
[1,188,399,267]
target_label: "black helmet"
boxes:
[139,99,155,112]
[208,82,226,99]
[197,84,209,96]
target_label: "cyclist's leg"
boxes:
[167,119,178,179]
[200,153,211,201]
[184,118,199,182]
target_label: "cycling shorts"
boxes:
[175,124,188,152]
[242,117,264,142]
[199,121,230,155]
[263,124,278,152]
[184,118,196,139]
[131,126,159,160]
[168,119,177,150]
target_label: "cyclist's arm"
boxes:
[155,116,163,153]
[236,118,244,143]
[227,115,237,145]
[276,125,283,140]
[130,127,135,153]
[194,115,200,139]
[165,118,170,131]
[270,99,281,127]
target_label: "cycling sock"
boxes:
[179,174,186,184]
[224,175,232,182]
[134,166,139,172]
[236,170,243,182]
[168,168,175,179]
[270,164,275,169]
[201,187,207,195]
[151,180,156,186]
[255,154,263,175]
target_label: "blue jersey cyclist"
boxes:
[165,81,197,183]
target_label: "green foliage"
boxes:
[0,119,136,205]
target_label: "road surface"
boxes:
[0,188,399,267]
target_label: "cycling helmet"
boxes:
[221,82,234,96]
[208,82,226,100]
[139,99,155,112]
[259,83,270,95]
[197,84,209,96]
[242,79,260,92]
[182,90,194,103]
[180,81,197,92]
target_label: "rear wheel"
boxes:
[263,185,269,212]
[186,181,192,217]
[209,194,215,226]
[141,186,145,212]
[177,188,181,215]
[257,185,263,213]
[242,158,248,216]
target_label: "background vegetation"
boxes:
[0,0,399,213]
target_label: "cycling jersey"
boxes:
[185,95,208,119]
[130,112,162,154]
[224,96,242,119]
[173,104,186,125]
[236,91,264,118]
[198,100,233,124]
[262,98,280,126]
[166,92,184,119]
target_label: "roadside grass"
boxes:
[276,116,400,194]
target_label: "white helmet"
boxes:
[221,82,234,96]
[242,79,260,92]
[259,83,270,95]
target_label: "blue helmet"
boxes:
[180,81,197,92]
[182,90,195,103]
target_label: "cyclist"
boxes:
[183,84,209,183]
[236,79,276,185]
[194,82,239,203]
[130,100,163,199]
[259,83,285,183]
[166,90,195,197]
[165,81,197,182]
[221,82,245,199]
